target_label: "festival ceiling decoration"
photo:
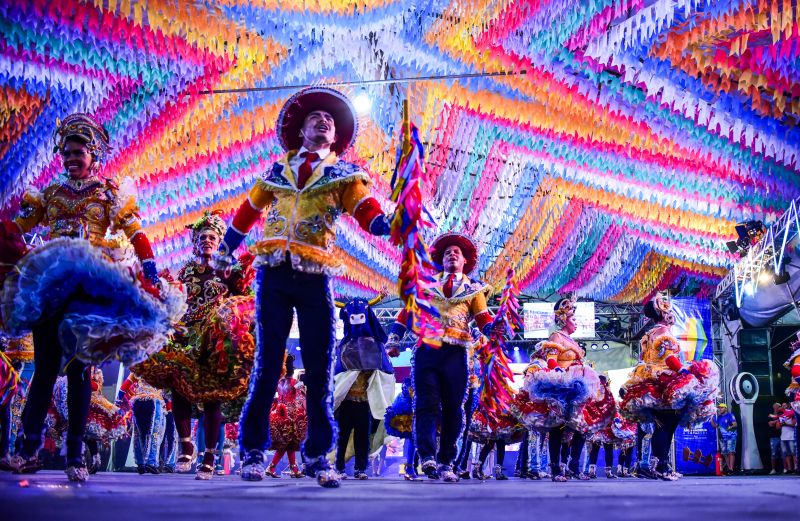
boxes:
[1,0,798,303]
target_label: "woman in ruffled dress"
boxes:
[1,114,183,482]
[265,354,307,478]
[131,211,255,480]
[620,292,719,480]
[46,368,129,474]
[511,296,610,481]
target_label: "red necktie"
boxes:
[443,273,456,298]
[296,151,320,190]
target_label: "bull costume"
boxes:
[332,296,395,479]
[388,233,495,482]
[0,114,183,482]
[216,87,392,488]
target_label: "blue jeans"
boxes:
[720,435,737,455]
[770,437,781,459]
[159,411,176,468]
[239,263,336,461]
[133,399,166,467]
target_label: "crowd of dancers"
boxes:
[2,87,786,489]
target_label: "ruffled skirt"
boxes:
[1,239,186,370]
[512,364,601,430]
[580,383,616,434]
[269,397,308,451]
[384,389,414,439]
[132,296,256,403]
[46,377,130,443]
[469,406,524,444]
[620,360,719,425]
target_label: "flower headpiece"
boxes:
[186,210,226,240]
[653,291,672,313]
[554,293,578,327]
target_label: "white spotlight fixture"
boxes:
[353,88,372,114]
[602,343,610,350]
[513,346,520,351]
[591,343,598,350]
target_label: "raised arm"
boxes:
[341,179,391,236]
[219,180,275,258]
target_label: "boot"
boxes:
[494,465,508,480]
[588,464,597,479]
[605,466,617,479]
[471,462,486,480]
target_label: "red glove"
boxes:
[665,355,682,372]
[0,220,26,284]
[547,358,558,370]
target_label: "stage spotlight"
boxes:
[774,257,791,285]
[758,269,773,285]
[353,88,372,114]
[602,343,610,350]
[513,346,520,351]
[591,343,598,350]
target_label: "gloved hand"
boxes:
[386,333,402,357]
[211,252,238,271]
[115,391,130,411]
[369,214,392,236]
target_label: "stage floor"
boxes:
[2,471,798,521]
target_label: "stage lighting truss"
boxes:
[716,198,800,306]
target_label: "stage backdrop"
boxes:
[675,420,718,475]
[672,298,714,361]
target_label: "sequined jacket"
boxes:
[392,273,493,348]
[226,151,385,275]
[177,260,248,333]
[14,177,143,249]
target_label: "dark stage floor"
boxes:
[2,471,798,521]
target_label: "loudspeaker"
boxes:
[738,329,773,396]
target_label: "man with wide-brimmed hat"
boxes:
[387,232,495,482]
[216,87,392,487]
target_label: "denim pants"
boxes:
[132,399,166,467]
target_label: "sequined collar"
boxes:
[60,176,101,193]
